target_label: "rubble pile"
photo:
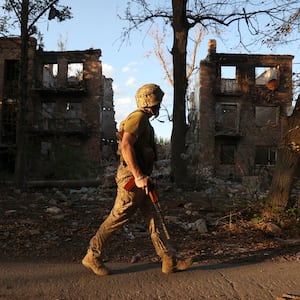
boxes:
[1,166,300,264]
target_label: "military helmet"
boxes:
[135,83,164,108]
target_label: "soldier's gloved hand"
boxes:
[135,175,150,194]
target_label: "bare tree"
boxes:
[57,33,69,51]
[121,0,300,187]
[148,24,205,87]
[256,8,300,217]
[264,96,300,219]
[147,24,206,127]
[0,0,72,188]
[148,26,173,86]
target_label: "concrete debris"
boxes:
[131,253,142,263]
[70,187,90,194]
[179,218,208,233]
[51,214,65,220]
[46,206,63,215]
[29,229,40,235]
[4,210,17,216]
[164,216,182,224]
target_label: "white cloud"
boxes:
[112,82,118,93]
[117,97,132,104]
[122,61,139,73]
[102,63,115,78]
[114,98,135,125]
[125,77,135,86]
[122,66,130,73]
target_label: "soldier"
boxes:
[82,83,192,275]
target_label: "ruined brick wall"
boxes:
[0,37,36,174]
[35,50,103,176]
[30,49,104,178]
[0,37,36,99]
[82,51,102,162]
[100,77,117,162]
[188,40,293,180]
[0,37,118,179]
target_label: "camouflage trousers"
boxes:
[88,164,173,259]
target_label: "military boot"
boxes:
[82,249,110,276]
[162,255,192,274]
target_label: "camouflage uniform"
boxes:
[88,109,173,260]
[82,84,192,275]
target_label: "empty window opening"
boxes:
[42,102,56,118]
[216,103,239,132]
[5,60,19,81]
[220,144,235,164]
[221,66,236,79]
[255,146,276,165]
[221,66,237,93]
[43,63,58,88]
[0,147,15,173]
[68,63,83,86]
[4,60,19,98]
[1,98,17,144]
[41,141,52,158]
[102,107,112,111]
[255,106,278,127]
[41,102,56,130]
[255,66,279,89]
[65,102,83,130]
[66,102,82,118]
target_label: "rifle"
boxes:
[124,176,170,240]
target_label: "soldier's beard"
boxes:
[150,106,160,118]
[153,110,159,118]
[143,106,160,118]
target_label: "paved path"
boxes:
[0,260,299,300]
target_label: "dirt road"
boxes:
[1,260,299,300]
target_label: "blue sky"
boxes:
[37,0,174,139]
[33,0,300,139]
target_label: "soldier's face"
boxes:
[151,104,160,118]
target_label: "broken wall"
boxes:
[187,40,293,183]
[0,37,36,175]
[0,37,116,180]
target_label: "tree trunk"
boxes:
[266,148,299,211]
[170,0,189,187]
[265,95,300,217]
[15,0,29,188]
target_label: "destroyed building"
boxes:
[0,37,116,180]
[187,39,293,181]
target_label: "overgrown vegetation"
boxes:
[155,136,170,145]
